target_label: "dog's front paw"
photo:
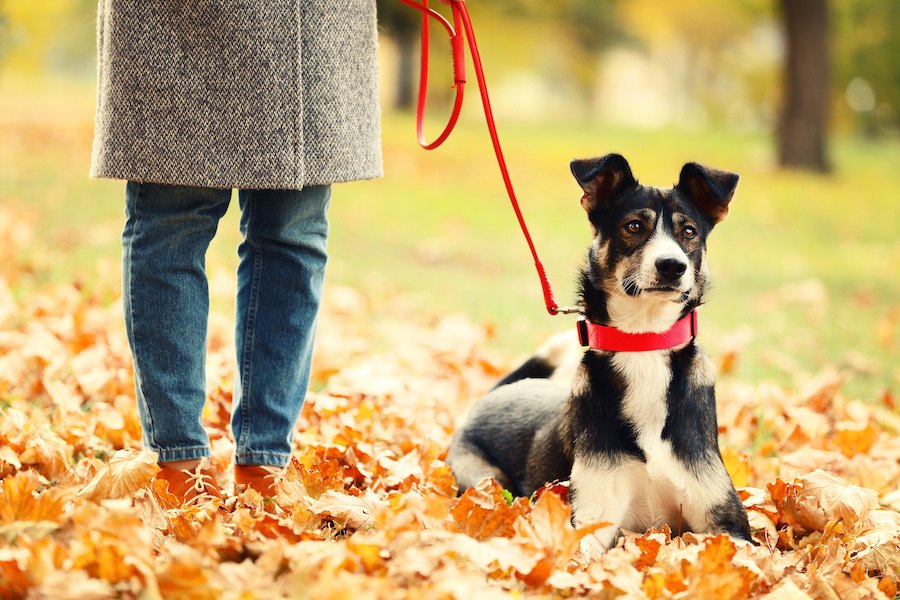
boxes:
[578,523,620,557]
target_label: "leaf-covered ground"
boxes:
[1,211,899,599]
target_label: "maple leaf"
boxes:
[17,424,72,480]
[763,578,814,599]
[0,470,72,525]
[155,544,220,600]
[0,546,35,599]
[511,489,607,587]
[634,534,663,572]
[878,577,898,599]
[684,535,755,600]
[31,568,116,600]
[448,478,529,540]
[294,445,358,498]
[377,449,424,492]
[781,470,880,534]
[847,509,900,577]
[77,449,159,502]
[0,442,23,476]
[346,538,390,576]
[831,422,878,458]
[721,447,752,488]
[308,489,387,530]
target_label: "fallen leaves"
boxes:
[449,478,530,540]
[0,257,899,597]
[78,449,158,502]
[309,489,387,530]
[512,489,606,587]
[0,470,71,526]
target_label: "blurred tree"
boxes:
[377,0,422,110]
[777,0,831,172]
[833,0,900,136]
[494,0,622,105]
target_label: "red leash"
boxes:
[396,0,579,316]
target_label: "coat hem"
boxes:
[88,166,384,191]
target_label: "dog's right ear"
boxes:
[570,154,637,214]
[676,162,738,225]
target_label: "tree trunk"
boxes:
[394,31,417,112]
[778,0,831,172]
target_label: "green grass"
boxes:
[1,78,898,399]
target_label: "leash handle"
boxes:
[398,0,576,316]
[396,0,465,149]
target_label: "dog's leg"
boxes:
[680,460,752,542]
[570,456,640,554]
[447,442,514,494]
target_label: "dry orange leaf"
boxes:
[831,422,878,457]
[721,447,751,488]
[771,470,881,541]
[687,535,754,600]
[878,576,898,598]
[78,449,158,502]
[308,489,387,530]
[155,546,219,600]
[347,539,389,575]
[642,571,667,599]
[512,489,608,587]
[448,478,529,540]
[634,535,663,572]
[0,470,71,525]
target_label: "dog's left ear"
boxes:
[676,162,739,225]
[571,154,637,214]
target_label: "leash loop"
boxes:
[397,0,577,316]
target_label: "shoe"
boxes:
[154,459,224,509]
[234,465,283,498]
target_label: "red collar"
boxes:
[577,311,698,352]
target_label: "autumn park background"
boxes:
[1,0,899,598]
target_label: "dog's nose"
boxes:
[656,257,687,280]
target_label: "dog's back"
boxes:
[491,330,582,390]
[447,378,571,497]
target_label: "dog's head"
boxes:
[571,154,737,333]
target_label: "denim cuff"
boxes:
[234,451,292,468]
[152,445,211,463]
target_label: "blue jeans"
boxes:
[122,181,330,467]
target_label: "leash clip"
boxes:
[551,305,583,316]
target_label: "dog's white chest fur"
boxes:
[572,349,728,551]
[612,351,671,443]
[611,352,686,526]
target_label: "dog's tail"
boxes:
[493,330,582,389]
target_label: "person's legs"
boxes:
[232,185,331,469]
[122,181,231,464]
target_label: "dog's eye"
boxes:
[625,221,642,234]
[683,226,697,239]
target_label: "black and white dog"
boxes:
[448,154,751,551]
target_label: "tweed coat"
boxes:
[91,0,382,190]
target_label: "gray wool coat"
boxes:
[91,1,383,190]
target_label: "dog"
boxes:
[447,154,752,551]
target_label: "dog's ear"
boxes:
[676,162,738,225]
[570,154,637,214]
